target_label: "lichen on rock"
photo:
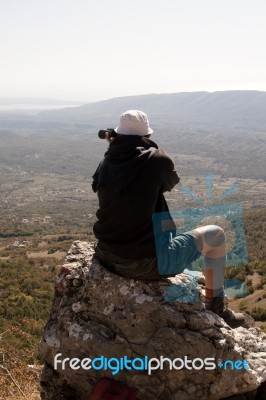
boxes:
[39,241,266,400]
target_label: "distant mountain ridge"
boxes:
[0,91,265,133]
[35,90,266,131]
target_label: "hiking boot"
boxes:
[204,296,250,328]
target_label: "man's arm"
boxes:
[160,156,180,193]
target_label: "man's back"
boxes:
[92,134,179,260]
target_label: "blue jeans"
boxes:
[94,230,202,281]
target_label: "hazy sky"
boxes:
[1,0,265,101]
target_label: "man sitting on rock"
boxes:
[92,109,246,328]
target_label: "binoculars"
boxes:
[98,129,117,140]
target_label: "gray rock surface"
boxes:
[39,241,266,400]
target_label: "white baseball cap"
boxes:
[114,110,153,136]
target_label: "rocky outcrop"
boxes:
[39,241,266,400]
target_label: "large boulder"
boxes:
[39,241,266,400]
